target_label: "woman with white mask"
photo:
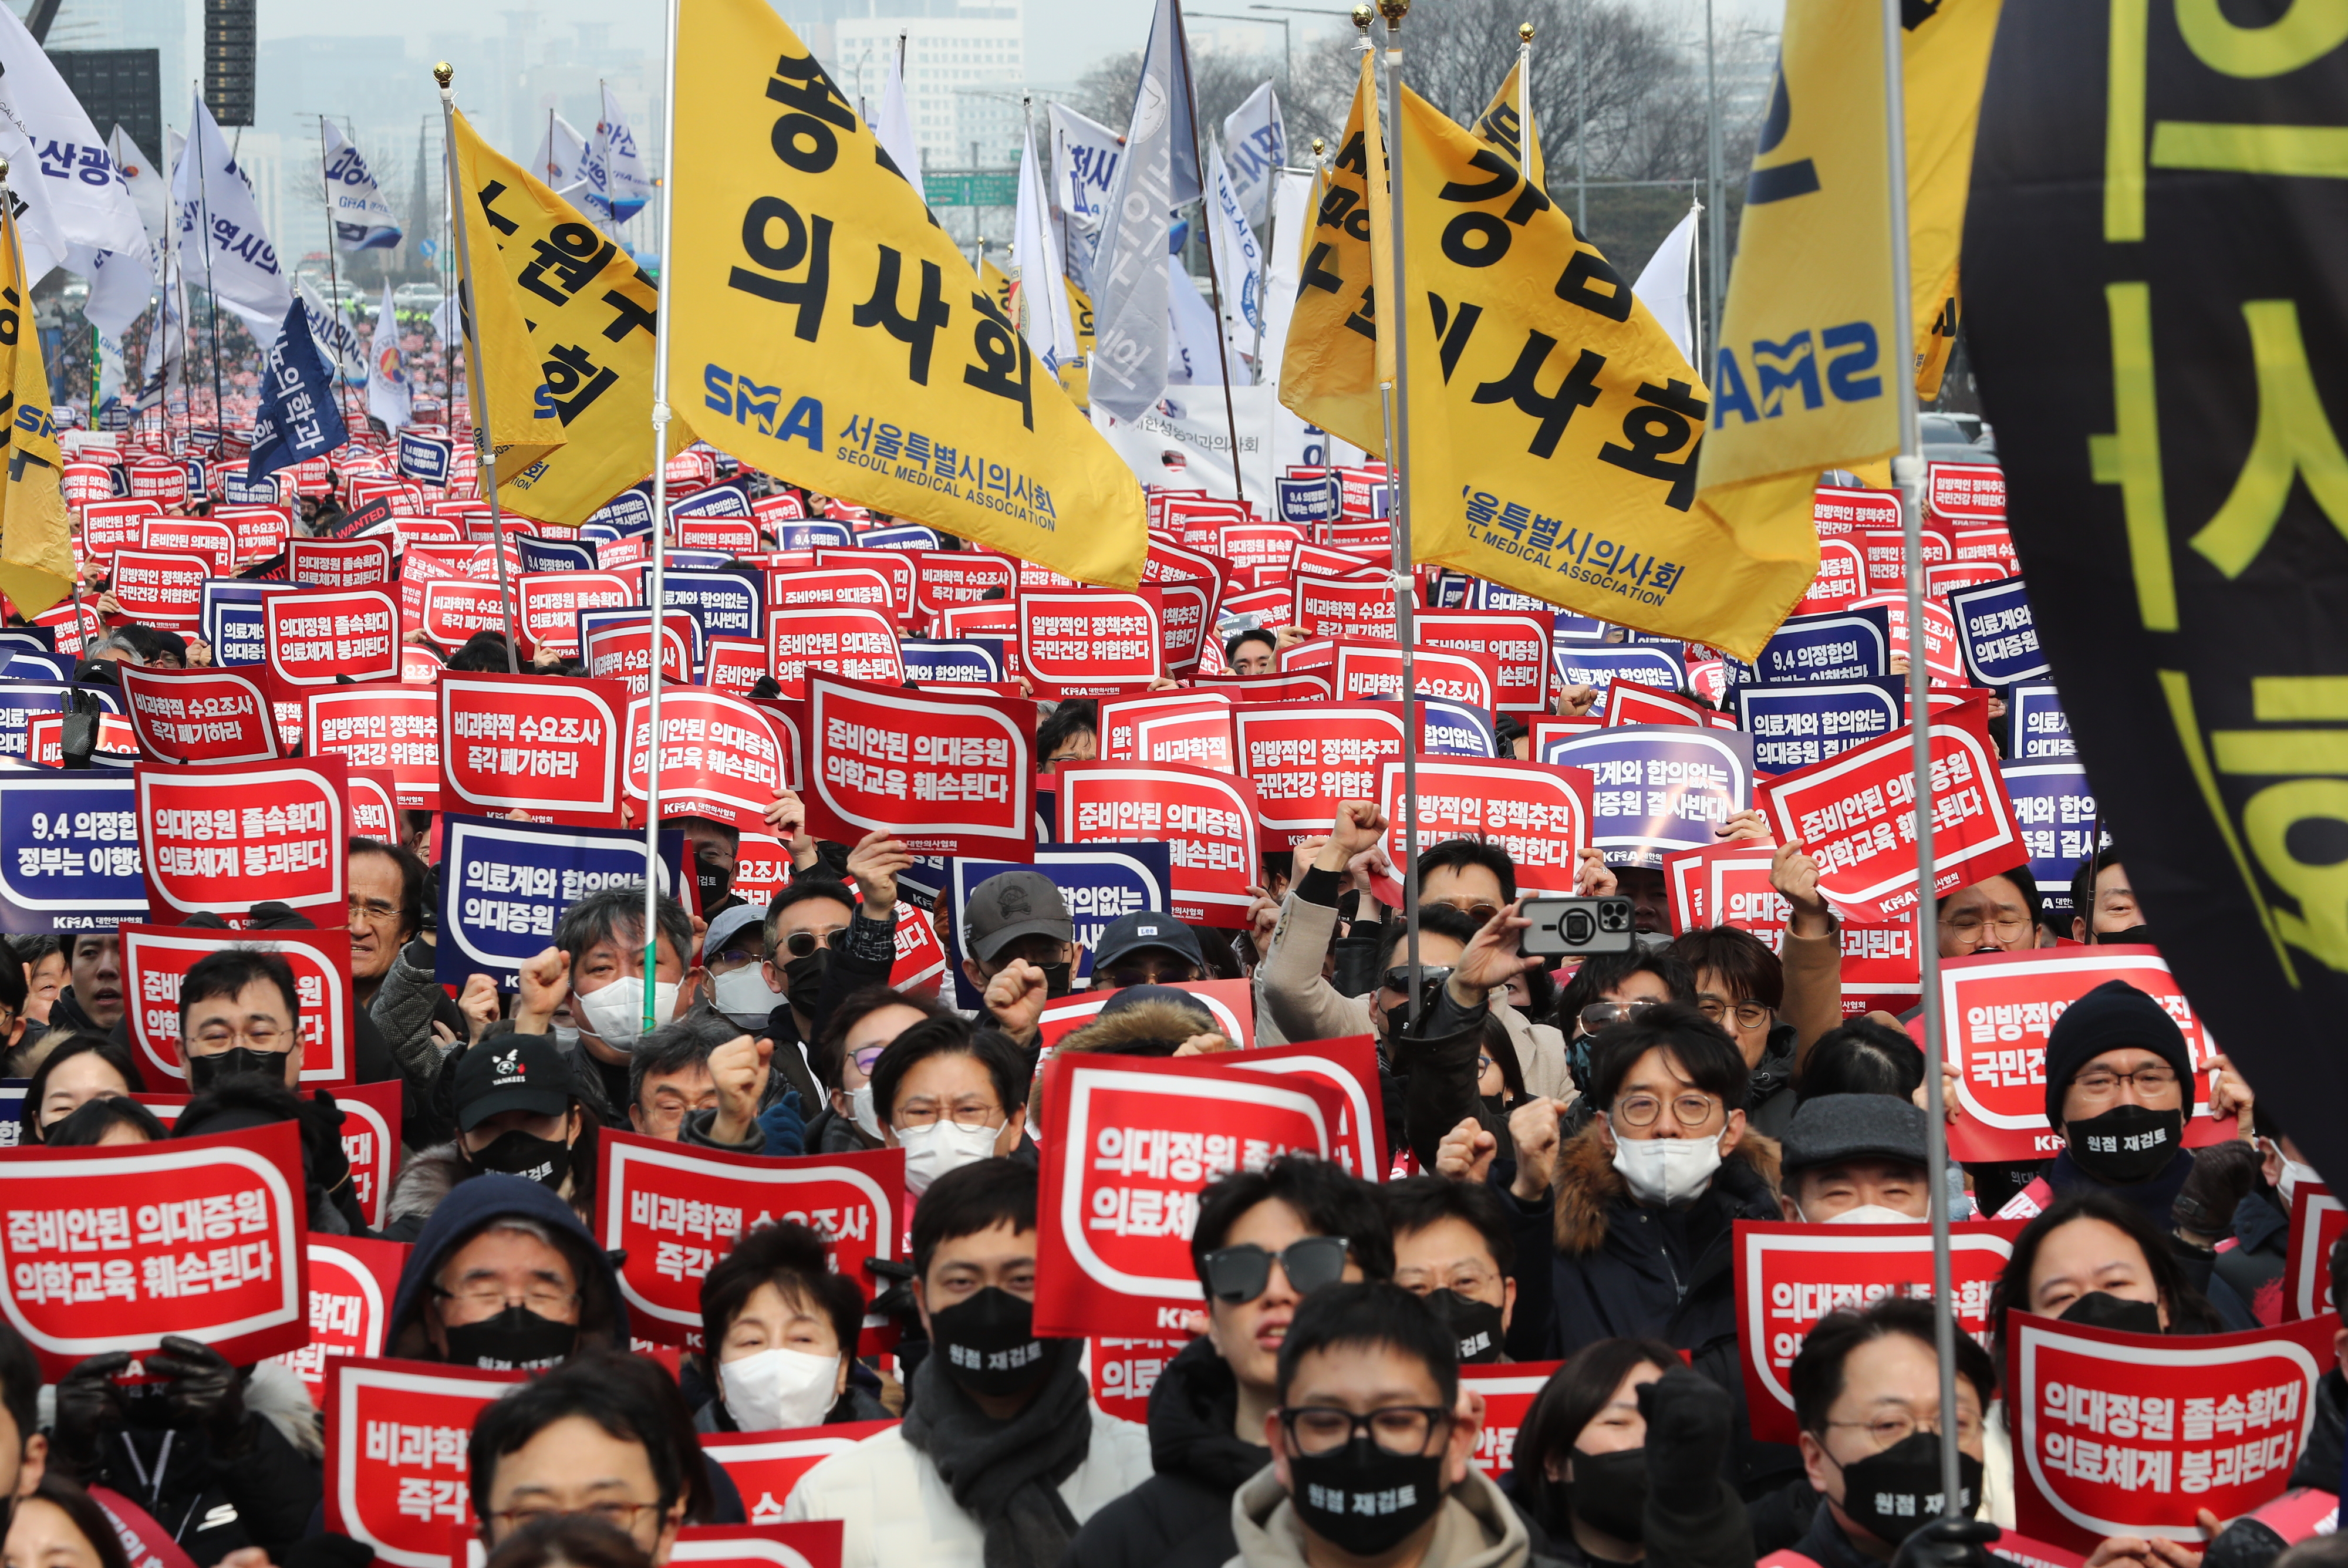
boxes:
[806,987,956,1155]
[696,1219,890,1434]
[866,1015,1031,1199]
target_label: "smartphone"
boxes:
[1519,895,1637,959]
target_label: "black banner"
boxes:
[1964,0,2348,1185]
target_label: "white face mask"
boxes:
[2277,1155,2324,1212]
[719,1347,841,1432]
[712,965,781,1024]
[895,1119,1002,1196]
[849,1084,882,1140]
[1815,1203,1919,1226]
[1610,1132,1723,1205]
[572,977,679,1050]
[551,1023,579,1051]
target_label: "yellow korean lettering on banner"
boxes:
[0,196,72,618]
[1398,87,1813,663]
[1277,52,1392,457]
[670,0,1145,588]
[450,109,679,525]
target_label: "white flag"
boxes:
[107,126,169,268]
[1048,102,1122,288]
[322,120,402,251]
[296,275,366,382]
[1205,141,1264,346]
[1167,267,1231,387]
[366,282,409,431]
[598,85,650,224]
[875,37,926,206]
[1255,165,1314,386]
[533,113,595,204]
[70,244,151,342]
[1632,204,1702,365]
[1220,82,1285,229]
[1011,128,1078,372]
[1088,0,1183,420]
[169,91,292,338]
[0,4,149,284]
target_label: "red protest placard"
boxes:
[1813,485,1902,537]
[1234,703,1407,846]
[767,567,891,616]
[1092,1337,1185,1426]
[1928,461,2007,522]
[1662,841,1779,937]
[1734,1220,2025,1444]
[1605,680,1707,728]
[137,757,348,923]
[1191,671,1335,703]
[120,922,359,1089]
[1222,524,1305,581]
[1935,946,2236,1163]
[1038,980,1258,1053]
[2287,1184,2343,1321]
[886,902,948,996]
[671,1523,845,1568]
[765,606,904,695]
[1033,1051,1346,1337]
[2009,1312,2336,1551]
[729,831,791,913]
[439,673,627,826]
[1757,699,2025,925]
[1098,692,1236,773]
[325,1358,523,1566]
[1380,757,1594,896]
[1224,1036,1386,1181]
[913,550,1017,617]
[802,673,1034,858]
[329,1079,403,1230]
[623,690,790,833]
[268,1235,407,1407]
[596,1133,906,1351]
[1462,1361,1564,1480]
[307,685,443,812]
[704,636,772,697]
[119,666,281,765]
[1797,538,1870,613]
[127,461,189,508]
[1291,574,1395,642]
[107,549,208,628]
[1331,642,1497,711]
[220,508,293,563]
[1020,588,1163,697]
[585,617,696,695]
[699,1424,899,1527]
[813,548,916,621]
[1055,762,1260,926]
[515,571,637,657]
[416,578,508,646]
[140,517,235,574]
[0,1122,311,1377]
[1415,611,1554,713]
[677,517,759,553]
[1856,593,1968,686]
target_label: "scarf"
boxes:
[902,1338,1093,1568]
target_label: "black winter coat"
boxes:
[77,1362,323,1567]
[1054,1338,1270,1568]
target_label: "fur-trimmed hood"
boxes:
[1550,1122,1782,1256]
[1062,997,1223,1056]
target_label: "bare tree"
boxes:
[1062,45,1287,144]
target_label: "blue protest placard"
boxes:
[1551,644,1688,709]
[395,430,453,487]
[1419,697,1497,757]
[2009,682,2073,760]
[519,535,599,574]
[218,473,283,508]
[1467,579,1561,615]
[900,639,1006,683]
[586,485,656,537]
[0,683,75,759]
[579,606,703,666]
[1946,575,2049,686]
[181,458,210,507]
[859,524,943,551]
[1547,610,1614,646]
[944,843,1176,1004]
[1277,476,1336,525]
[777,521,855,549]
[0,1080,22,1147]
[669,481,752,520]
[1724,606,1892,690]
[0,628,54,655]
[2001,760,2103,919]
[1538,725,1755,868]
[0,771,146,930]
[663,550,730,571]
[1737,679,1905,774]
[435,816,689,987]
[661,571,764,643]
[0,653,70,683]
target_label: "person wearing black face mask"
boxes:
[1387,1177,1516,1366]
[383,1174,631,1372]
[956,869,1079,1063]
[743,836,916,1118]
[780,1159,1151,1568]
[176,949,306,1092]
[381,1033,598,1243]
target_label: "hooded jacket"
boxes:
[384,1172,629,1362]
[1059,1339,1272,1568]
[1224,1462,1556,1568]
[377,1118,599,1245]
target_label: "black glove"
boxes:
[1890,1516,2004,1568]
[1636,1365,1735,1515]
[2174,1139,2261,1243]
[866,1257,916,1320]
[295,1090,353,1194]
[145,1334,248,1447]
[52,1350,132,1474]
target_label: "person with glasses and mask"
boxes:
[1232,1282,1533,1568]
[867,1016,1032,1196]
[1385,1175,1520,1365]
[956,870,1078,1058]
[1064,1155,1393,1568]
[387,1175,629,1370]
[1671,925,1841,1138]
[1547,949,1698,1139]
[782,1160,1151,1568]
[514,889,704,1119]
[744,831,919,1108]
[804,987,953,1154]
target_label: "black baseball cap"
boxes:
[455,1034,572,1131]
[1093,911,1205,972]
[962,870,1075,962]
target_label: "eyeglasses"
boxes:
[1202,1236,1350,1303]
[1277,1404,1450,1457]
[2071,1065,2180,1100]
[1426,896,1502,925]
[893,1098,1002,1131]
[490,1502,661,1536]
[780,927,842,959]
[1579,999,1658,1032]
[851,1044,889,1075]
[1378,965,1453,995]
[347,896,402,925]
[1825,1409,1985,1451]
[1941,912,2032,941]
[1613,1090,1723,1128]
[1697,998,1773,1030]
[706,946,764,974]
[436,1282,579,1314]
[191,1026,288,1050]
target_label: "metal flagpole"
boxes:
[643,0,683,1029]
[1378,0,1421,1019]
[190,87,227,437]
[1703,0,1723,367]
[1518,23,1534,167]
[1876,0,1961,1515]
[433,65,522,677]
[1171,0,1250,508]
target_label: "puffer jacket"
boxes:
[1058,1339,1271,1568]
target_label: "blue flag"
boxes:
[249,302,349,480]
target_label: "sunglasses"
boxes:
[1378,965,1454,995]
[1427,897,1502,924]
[1202,1236,1351,1303]
[780,929,840,959]
[1579,998,1659,1031]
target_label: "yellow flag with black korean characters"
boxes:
[450,109,679,524]
[0,195,73,619]
[1473,58,1544,190]
[1904,0,2003,398]
[1277,52,1392,457]
[1398,88,1813,663]
[670,0,1145,588]
[1060,276,1094,407]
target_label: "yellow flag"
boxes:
[1060,277,1094,407]
[1473,56,1545,190]
[449,109,690,525]
[1690,0,1894,585]
[1398,89,1810,662]
[980,258,1014,325]
[670,0,1145,587]
[1904,0,2002,397]
[0,198,73,619]
[1277,52,1392,457]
